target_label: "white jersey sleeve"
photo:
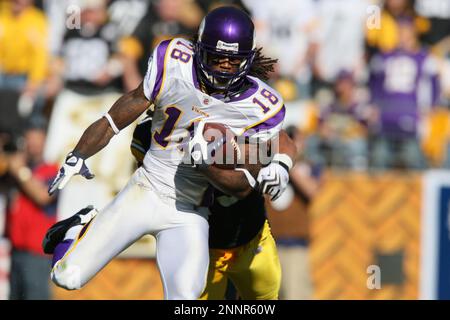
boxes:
[243,104,285,142]
[232,77,286,142]
[142,40,173,102]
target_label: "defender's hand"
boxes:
[257,162,289,201]
[48,152,95,195]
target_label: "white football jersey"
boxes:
[142,38,285,205]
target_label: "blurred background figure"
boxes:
[306,71,372,170]
[44,0,122,102]
[365,0,430,57]
[118,0,248,91]
[38,0,79,58]
[0,131,18,300]
[414,0,450,168]
[266,126,322,300]
[368,19,440,169]
[118,0,204,91]
[2,122,58,300]
[0,0,49,126]
[312,0,369,93]
[414,0,450,48]
[244,0,318,100]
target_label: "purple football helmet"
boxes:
[195,6,256,92]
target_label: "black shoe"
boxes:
[42,205,97,254]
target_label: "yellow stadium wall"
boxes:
[52,171,422,300]
[310,171,421,300]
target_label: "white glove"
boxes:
[188,120,208,165]
[257,162,290,201]
[187,120,226,168]
[48,152,95,195]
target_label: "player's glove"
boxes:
[48,151,95,195]
[188,120,208,166]
[257,154,292,201]
[188,120,226,169]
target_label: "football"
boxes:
[202,123,264,176]
[203,122,241,170]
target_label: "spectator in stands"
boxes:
[414,0,450,168]
[5,121,58,300]
[368,19,441,169]
[306,71,372,170]
[37,0,77,57]
[421,101,450,168]
[313,0,369,91]
[0,133,17,239]
[415,0,450,47]
[266,125,321,300]
[40,0,148,57]
[417,0,450,105]
[0,0,49,119]
[196,0,251,15]
[119,0,204,91]
[244,0,318,100]
[366,0,430,57]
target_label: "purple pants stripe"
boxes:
[52,239,73,267]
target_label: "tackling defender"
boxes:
[43,7,292,299]
[131,116,296,299]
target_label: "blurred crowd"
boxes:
[0,0,450,299]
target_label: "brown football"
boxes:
[203,122,240,170]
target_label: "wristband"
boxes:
[103,113,120,135]
[272,153,293,172]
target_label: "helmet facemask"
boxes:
[195,42,255,92]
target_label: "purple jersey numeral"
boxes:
[154,106,182,148]
[171,48,191,63]
[253,97,270,114]
[253,89,279,114]
[261,89,279,105]
[176,40,194,52]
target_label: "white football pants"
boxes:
[51,167,210,300]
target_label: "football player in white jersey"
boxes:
[43,6,293,299]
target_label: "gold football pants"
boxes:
[200,220,281,300]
